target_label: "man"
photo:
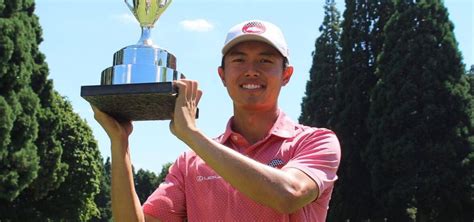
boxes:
[92,20,341,221]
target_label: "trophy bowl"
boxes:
[81,0,184,121]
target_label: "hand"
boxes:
[170,79,203,142]
[91,105,133,142]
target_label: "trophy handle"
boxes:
[157,0,172,8]
[124,0,134,11]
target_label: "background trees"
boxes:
[0,1,102,220]
[366,0,474,220]
[299,0,341,129]
[328,0,394,220]
[301,0,473,221]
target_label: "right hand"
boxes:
[91,105,133,142]
[169,79,202,142]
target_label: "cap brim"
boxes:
[221,34,286,58]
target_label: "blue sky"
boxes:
[35,0,473,173]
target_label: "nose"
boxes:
[244,63,260,77]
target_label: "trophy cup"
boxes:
[81,0,183,121]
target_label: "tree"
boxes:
[366,0,474,221]
[0,0,43,203]
[299,0,341,129]
[34,98,103,221]
[135,169,160,204]
[468,66,474,96]
[91,157,112,222]
[329,0,394,220]
[134,162,172,204]
[157,162,172,184]
[0,1,103,221]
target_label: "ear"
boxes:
[281,66,294,86]
[218,66,226,87]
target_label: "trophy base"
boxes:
[81,82,176,121]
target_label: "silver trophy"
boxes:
[81,0,184,121]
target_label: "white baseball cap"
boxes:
[221,20,290,61]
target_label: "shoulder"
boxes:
[170,150,201,172]
[294,123,339,143]
[291,125,340,157]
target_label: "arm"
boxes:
[184,130,317,213]
[92,106,160,222]
[170,80,318,213]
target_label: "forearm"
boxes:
[110,139,145,222]
[181,130,316,213]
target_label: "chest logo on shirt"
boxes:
[267,159,285,168]
[196,175,222,182]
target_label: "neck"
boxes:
[232,107,279,145]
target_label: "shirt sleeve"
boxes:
[282,128,341,199]
[142,153,187,221]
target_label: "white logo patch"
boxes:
[196,175,222,182]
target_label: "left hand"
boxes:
[170,79,203,141]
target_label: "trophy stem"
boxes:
[138,26,154,46]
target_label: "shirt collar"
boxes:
[217,109,298,144]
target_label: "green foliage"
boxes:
[366,0,474,220]
[328,0,395,221]
[91,159,171,221]
[91,157,112,222]
[34,97,103,221]
[157,162,172,184]
[135,162,172,204]
[135,169,160,204]
[299,0,341,129]
[0,0,42,202]
[0,1,104,221]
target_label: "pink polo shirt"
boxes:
[143,111,341,221]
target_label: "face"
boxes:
[218,41,294,111]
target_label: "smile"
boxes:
[241,84,264,89]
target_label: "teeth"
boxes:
[242,84,262,89]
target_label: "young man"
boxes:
[92,20,341,222]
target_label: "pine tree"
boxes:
[329,0,394,220]
[469,65,474,96]
[0,0,42,202]
[367,0,474,220]
[0,1,104,221]
[299,0,341,129]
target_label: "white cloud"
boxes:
[180,19,214,32]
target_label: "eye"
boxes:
[231,58,244,63]
[259,58,273,64]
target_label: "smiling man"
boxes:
[92,20,341,222]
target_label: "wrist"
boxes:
[179,127,204,147]
[110,136,130,153]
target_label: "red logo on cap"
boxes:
[242,21,266,34]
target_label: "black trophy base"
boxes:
[81,82,176,121]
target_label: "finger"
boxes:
[185,80,193,101]
[190,80,198,102]
[91,105,101,115]
[196,89,203,105]
[174,80,187,103]
[169,120,176,135]
[91,105,107,121]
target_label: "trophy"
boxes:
[81,0,183,121]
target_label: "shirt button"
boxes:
[232,135,239,141]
